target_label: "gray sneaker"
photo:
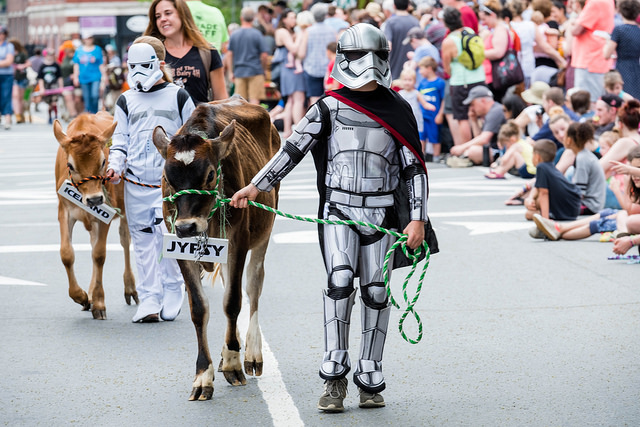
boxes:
[529,225,545,239]
[533,214,561,241]
[358,388,385,408]
[318,378,348,412]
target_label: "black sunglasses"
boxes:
[343,50,389,61]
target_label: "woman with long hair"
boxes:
[144,0,227,103]
[10,38,30,123]
[274,9,306,138]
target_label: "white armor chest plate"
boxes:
[326,108,399,193]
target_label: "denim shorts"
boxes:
[589,208,618,234]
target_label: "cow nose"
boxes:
[176,223,198,238]
[86,195,104,207]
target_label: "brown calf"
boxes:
[152,97,280,400]
[53,112,137,319]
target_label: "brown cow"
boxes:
[152,97,280,400]
[53,112,137,319]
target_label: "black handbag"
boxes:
[490,29,524,91]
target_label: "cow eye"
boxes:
[67,162,75,172]
[206,170,215,184]
[101,159,106,168]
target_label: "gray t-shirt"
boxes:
[228,27,268,78]
[573,148,606,213]
[383,14,420,80]
[482,101,506,149]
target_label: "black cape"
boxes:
[311,86,439,276]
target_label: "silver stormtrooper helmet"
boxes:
[331,23,391,89]
[127,43,163,92]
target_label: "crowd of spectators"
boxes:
[2,0,640,258]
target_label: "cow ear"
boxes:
[52,119,70,147]
[213,120,236,160]
[152,126,171,159]
[100,121,117,145]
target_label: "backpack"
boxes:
[197,46,213,101]
[457,28,485,70]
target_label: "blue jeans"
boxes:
[81,80,100,114]
[0,74,14,116]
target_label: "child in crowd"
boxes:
[610,146,640,254]
[37,49,63,124]
[569,89,594,122]
[524,139,581,221]
[399,68,435,156]
[485,120,536,179]
[534,146,640,241]
[604,70,634,103]
[565,121,607,215]
[105,36,196,323]
[598,130,619,157]
[324,41,342,91]
[417,57,445,162]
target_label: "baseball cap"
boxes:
[463,85,493,105]
[402,27,426,45]
[600,93,623,108]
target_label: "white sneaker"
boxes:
[533,214,561,241]
[529,225,545,239]
[160,283,185,321]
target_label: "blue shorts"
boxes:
[420,119,439,144]
[517,163,536,179]
[14,79,28,89]
[303,72,325,98]
[589,208,618,234]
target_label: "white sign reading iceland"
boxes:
[163,234,229,263]
[57,180,117,224]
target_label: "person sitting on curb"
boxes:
[448,85,506,167]
[524,139,581,222]
[485,120,536,179]
[533,145,640,241]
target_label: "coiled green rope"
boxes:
[163,189,430,344]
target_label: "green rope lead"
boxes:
[163,192,430,344]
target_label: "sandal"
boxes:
[504,196,524,206]
[484,171,506,179]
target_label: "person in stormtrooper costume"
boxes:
[106,37,195,323]
[230,23,433,411]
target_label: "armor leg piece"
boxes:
[353,299,391,393]
[319,288,357,380]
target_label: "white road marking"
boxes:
[0,276,47,286]
[237,295,303,427]
[272,230,318,244]
[0,244,125,253]
[444,221,532,235]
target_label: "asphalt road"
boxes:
[0,114,638,426]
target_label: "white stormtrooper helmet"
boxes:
[331,23,391,89]
[127,43,163,92]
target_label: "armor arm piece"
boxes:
[399,145,429,222]
[252,103,327,192]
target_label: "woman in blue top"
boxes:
[72,34,104,114]
[0,26,15,129]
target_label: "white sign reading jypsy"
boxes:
[57,180,117,224]
[162,234,229,263]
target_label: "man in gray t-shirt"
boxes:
[449,85,506,165]
[228,7,269,104]
[383,0,419,80]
